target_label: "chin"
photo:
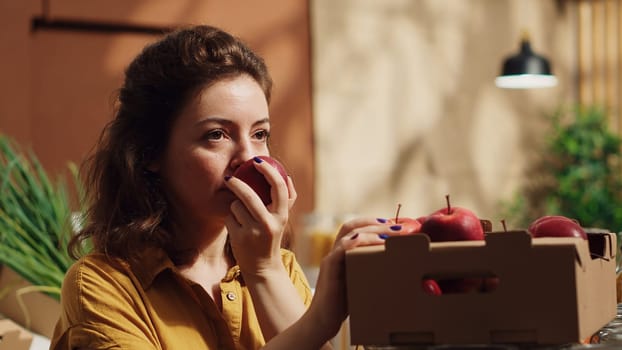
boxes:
[210,191,237,212]
[218,189,237,202]
[197,202,230,222]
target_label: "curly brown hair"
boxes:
[69,25,273,261]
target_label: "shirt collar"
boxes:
[130,246,243,289]
[131,246,176,289]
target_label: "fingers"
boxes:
[224,162,291,252]
[228,199,254,227]
[224,211,242,231]
[286,175,297,210]
[334,217,401,242]
[225,176,270,220]
[335,217,378,241]
[251,159,290,215]
[339,231,387,251]
[321,217,397,259]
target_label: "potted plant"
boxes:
[501,105,622,299]
[0,134,84,336]
[502,105,622,231]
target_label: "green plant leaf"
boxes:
[0,135,84,300]
[501,104,622,232]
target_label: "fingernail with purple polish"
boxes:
[253,156,264,163]
[376,218,387,223]
[378,233,389,240]
[224,175,232,181]
[351,233,359,240]
[390,225,402,231]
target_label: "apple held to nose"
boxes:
[419,195,484,242]
[232,156,288,205]
[528,215,587,240]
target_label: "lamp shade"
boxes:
[495,39,557,89]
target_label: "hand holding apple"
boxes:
[381,197,484,295]
[232,156,288,205]
[387,204,422,235]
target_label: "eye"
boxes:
[253,129,270,141]
[203,129,225,141]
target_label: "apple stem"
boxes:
[501,219,507,232]
[445,194,451,214]
[395,203,402,223]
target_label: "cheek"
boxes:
[162,153,222,200]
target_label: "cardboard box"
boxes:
[0,265,60,339]
[0,318,33,350]
[345,230,617,347]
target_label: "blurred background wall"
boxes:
[311,0,576,227]
[297,0,582,282]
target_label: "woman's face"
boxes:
[156,74,271,227]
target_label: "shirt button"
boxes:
[226,292,236,301]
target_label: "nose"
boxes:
[229,139,256,170]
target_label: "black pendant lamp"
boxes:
[495,32,557,89]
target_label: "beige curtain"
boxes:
[578,0,622,133]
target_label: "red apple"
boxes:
[437,276,499,294]
[482,276,500,292]
[390,217,422,235]
[232,156,288,205]
[528,215,587,240]
[418,196,485,294]
[437,277,485,294]
[422,279,442,296]
[387,204,422,235]
[528,215,577,232]
[419,195,484,242]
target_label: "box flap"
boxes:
[0,265,60,338]
[0,319,33,350]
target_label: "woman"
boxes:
[50,25,393,350]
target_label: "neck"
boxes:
[169,217,231,267]
[175,228,233,303]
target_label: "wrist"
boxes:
[240,259,286,282]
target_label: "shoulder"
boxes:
[64,253,131,289]
[61,254,136,319]
[53,254,162,349]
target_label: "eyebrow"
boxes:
[195,117,270,128]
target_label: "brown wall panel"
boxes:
[29,31,152,174]
[0,1,39,145]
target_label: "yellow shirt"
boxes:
[50,247,312,350]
